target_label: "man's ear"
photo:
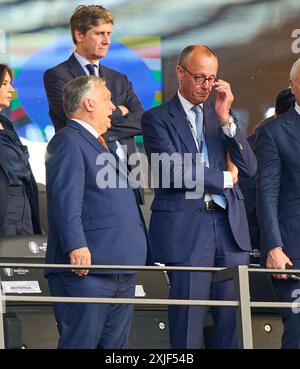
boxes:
[84,98,93,112]
[289,80,295,95]
[74,29,84,44]
[176,65,183,82]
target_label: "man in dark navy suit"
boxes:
[45,75,148,349]
[239,89,295,254]
[257,59,300,349]
[44,4,144,202]
[142,45,256,349]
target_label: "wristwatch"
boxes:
[220,115,235,128]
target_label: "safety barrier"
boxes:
[0,263,300,349]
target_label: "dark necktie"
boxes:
[97,135,109,151]
[86,64,96,76]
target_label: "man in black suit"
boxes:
[43,5,144,201]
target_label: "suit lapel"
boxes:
[68,54,87,79]
[99,65,109,82]
[281,107,300,145]
[67,120,133,183]
[169,95,198,154]
[67,119,105,154]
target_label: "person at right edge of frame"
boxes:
[256,58,300,349]
[43,4,145,203]
[142,45,257,349]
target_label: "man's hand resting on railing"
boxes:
[69,247,91,276]
[266,247,293,279]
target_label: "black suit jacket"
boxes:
[0,115,41,234]
[43,53,145,202]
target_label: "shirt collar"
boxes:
[74,51,99,73]
[177,90,203,115]
[72,119,99,138]
[294,102,300,116]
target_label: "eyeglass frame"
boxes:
[180,65,217,86]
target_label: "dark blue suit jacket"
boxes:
[142,95,257,263]
[257,106,300,261]
[43,53,145,203]
[43,53,143,146]
[0,114,41,234]
[45,120,149,274]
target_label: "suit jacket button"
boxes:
[238,143,244,150]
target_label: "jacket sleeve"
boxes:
[43,68,68,132]
[104,74,144,141]
[46,133,87,252]
[256,125,283,252]
[224,125,257,178]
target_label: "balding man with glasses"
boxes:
[142,45,256,349]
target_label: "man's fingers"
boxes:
[71,257,90,276]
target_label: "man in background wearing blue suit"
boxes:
[45,76,148,349]
[142,45,256,349]
[257,59,300,348]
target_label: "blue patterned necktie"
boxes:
[192,105,227,209]
[191,105,208,163]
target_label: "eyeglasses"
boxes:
[180,65,217,86]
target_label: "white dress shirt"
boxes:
[72,119,99,138]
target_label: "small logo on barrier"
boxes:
[28,241,47,254]
[3,268,13,277]
[28,241,39,254]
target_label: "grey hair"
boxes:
[63,75,105,116]
[290,58,300,81]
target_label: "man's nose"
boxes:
[102,34,110,44]
[201,79,210,89]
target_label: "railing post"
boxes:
[0,276,5,349]
[234,265,253,349]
